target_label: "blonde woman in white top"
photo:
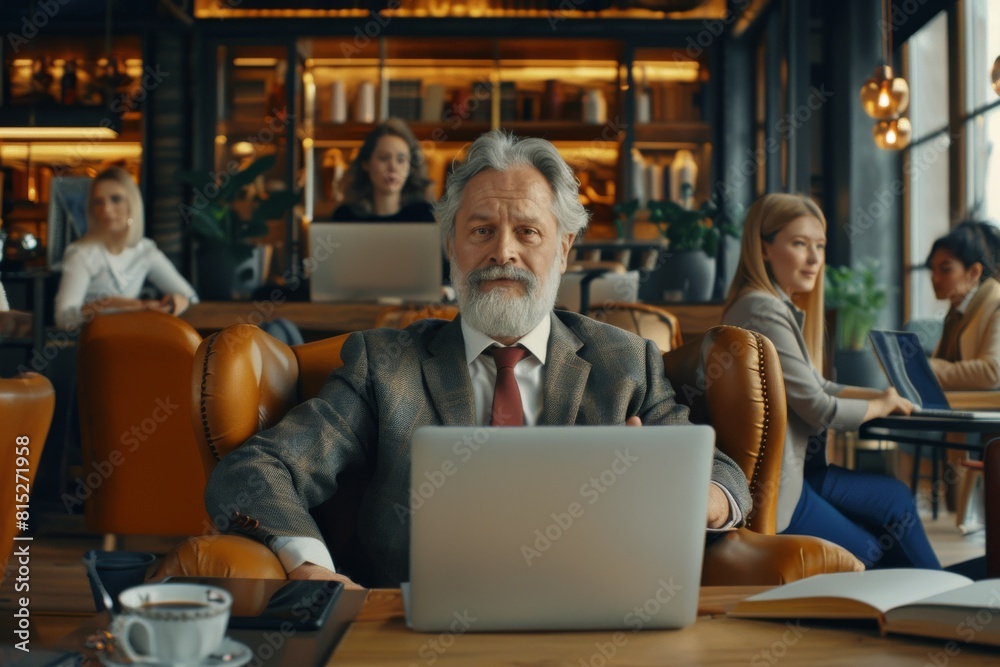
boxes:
[54,167,198,329]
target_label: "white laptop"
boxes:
[307,222,443,303]
[869,330,1000,419]
[406,424,715,632]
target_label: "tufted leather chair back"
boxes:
[662,325,787,534]
[192,325,362,569]
[77,311,208,535]
[0,373,54,576]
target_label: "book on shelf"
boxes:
[388,79,422,121]
[729,569,1000,648]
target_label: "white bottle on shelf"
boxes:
[330,81,347,123]
[583,88,607,124]
[356,81,376,123]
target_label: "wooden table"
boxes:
[182,301,387,340]
[328,588,1000,666]
[181,301,725,342]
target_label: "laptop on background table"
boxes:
[307,222,443,303]
[869,330,1000,420]
[406,424,715,632]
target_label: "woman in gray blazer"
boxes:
[722,193,940,569]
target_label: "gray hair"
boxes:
[435,130,589,242]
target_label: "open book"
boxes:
[729,570,1000,647]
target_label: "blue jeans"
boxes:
[780,465,941,569]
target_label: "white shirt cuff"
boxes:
[706,481,743,532]
[270,536,336,573]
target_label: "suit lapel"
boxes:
[423,316,476,425]
[540,313,592,425]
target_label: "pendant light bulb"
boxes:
[873,117,912,150]
[860,66,910,120]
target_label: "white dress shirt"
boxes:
[54,238,199,329]
[0,280,8,311]
[273,314,739,574]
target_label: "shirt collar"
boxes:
[462,314,551,366]
[773,283,806,329]
[957,283,980,315]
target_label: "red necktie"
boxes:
[489,346,530,426]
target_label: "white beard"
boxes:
[452,253,562,339]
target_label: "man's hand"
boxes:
[707,484,731,529]
[626,416,642,427]
[288,563,365,590]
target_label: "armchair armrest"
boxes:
[944,391,1000,410]
[152,535,287,581]
[702,528,863,586]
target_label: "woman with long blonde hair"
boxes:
[54,167,198,329]
[722,193,939,569]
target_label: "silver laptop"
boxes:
[869,330,1000,419]
[307,222,443,303]
[407,425,715,632]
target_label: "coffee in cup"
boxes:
[111,583,232,666]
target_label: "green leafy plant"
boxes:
[647,197,741,256]
[825,262,887,351]
[612,199,640,239]
[176,154,300,262]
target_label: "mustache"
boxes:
[467,265,538,291]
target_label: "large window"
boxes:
[964,0,1000,222]
[904,1,1000,322]
[905,10,950,322]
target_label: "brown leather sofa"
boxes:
[77,311,210,538]
[154,323,860,584]
[1,372,55,576]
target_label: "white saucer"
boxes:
[98,636,252,667]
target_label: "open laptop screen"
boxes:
[869,330,951,411]
[307,222,443,303]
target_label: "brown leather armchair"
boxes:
[1,372,54,576]
[663,326,861,584]
[77,311,209,539]
[155,323,860,584]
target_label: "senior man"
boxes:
[205,131,752,589]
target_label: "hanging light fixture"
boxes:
[860,0,909,120]
[992,54,1000,97]
[861,0,912,150]
[873,117,912,150]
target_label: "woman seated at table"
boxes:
[722,192,940,569]
[926,221,1000,390]
[332,118,435,223]
[54,166,198,330]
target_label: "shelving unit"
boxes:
[195,25,718,284]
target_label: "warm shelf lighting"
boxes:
[872,117,912,150]
[634,61,701,82]
[0,143,142,162]
[0,127,119,140]
[233,57,280,67]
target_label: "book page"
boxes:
[737,570,972,615]
[886,579,1000,614]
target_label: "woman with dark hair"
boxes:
[722,192,939,569]
[54,167,198,329]
[926,221,1000,389]
[332,118,435,222]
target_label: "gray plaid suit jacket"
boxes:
[205,311,752,586]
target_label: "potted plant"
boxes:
[824,261,889,388]
[646,198,723,302]
[177,155,300,300]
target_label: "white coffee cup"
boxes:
[111,583,232,667]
